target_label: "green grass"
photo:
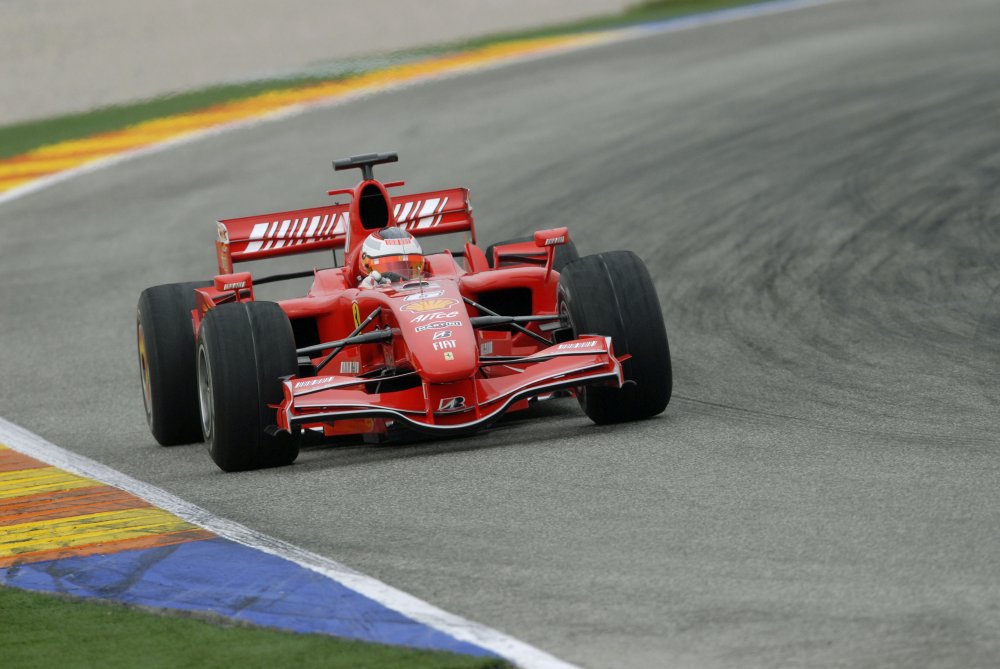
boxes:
[0,0,762,160]
[0,586,508,669]
[0,75,348,160]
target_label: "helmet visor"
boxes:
[369,254,424,281]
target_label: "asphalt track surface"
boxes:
[2,0,999,666]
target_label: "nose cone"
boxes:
[389,285,477,383]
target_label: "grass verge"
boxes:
[0,585,508,669]
[0,0,761,159]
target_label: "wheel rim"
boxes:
[197,343,214,440]
[137,319,153,426]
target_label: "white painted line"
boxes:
[0,416,579,669]
[0,0,851,209]
[626,0,850,34]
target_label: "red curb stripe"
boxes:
[0,485,150,526]
[0,449,48,473]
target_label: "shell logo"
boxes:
[400,298,458,312]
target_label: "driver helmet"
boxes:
[359,227,424,281]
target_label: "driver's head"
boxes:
[360,227,424,281]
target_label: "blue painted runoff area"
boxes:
[1,537,496,658]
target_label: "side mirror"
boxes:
[214,272,253,294]
[534,227,569,248]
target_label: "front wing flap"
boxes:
[276,335,622,435]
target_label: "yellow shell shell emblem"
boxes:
[400,298,458,312]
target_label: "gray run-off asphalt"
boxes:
[0,0,628,125]
[1,0,999,666]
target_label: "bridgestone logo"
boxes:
[415,321,462,332]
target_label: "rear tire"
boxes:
[136,281,211,445]
[197,301,299,472]
[486,235,579,272]
[558,251,672,424]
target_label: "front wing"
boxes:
[275,336,623,435]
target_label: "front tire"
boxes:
[136,281,211,445]
[197,301,299,472]
[558,251,672,424]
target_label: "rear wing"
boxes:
[215,187,474,274]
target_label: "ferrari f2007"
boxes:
[136,153,672,471]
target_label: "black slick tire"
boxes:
[136,281,211,445]
[557,251,672,424]
[196,301,299,472]
[485,235,579,272]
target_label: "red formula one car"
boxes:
[137,153,671,472]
